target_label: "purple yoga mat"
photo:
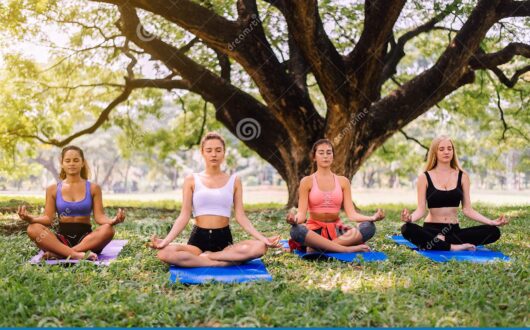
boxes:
[29,239,128,266]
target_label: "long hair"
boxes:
[311,139,334,173]
[424,135,462,172]
[59,145,90,180]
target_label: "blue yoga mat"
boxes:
[169,258,272,284]
[280,240,387,262]
[389,235,511,263]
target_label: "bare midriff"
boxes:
[309,212,340,223]
[424,207,459,224]
[58,216,91,225]
[194,215,230,229]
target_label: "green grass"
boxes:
[0,200,528,327]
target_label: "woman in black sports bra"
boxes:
[400,136,508,251]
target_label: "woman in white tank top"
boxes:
[149,132,281,267]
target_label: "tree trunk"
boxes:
[54,0,529,207]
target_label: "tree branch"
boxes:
[494,88,510,141]
[127,78,191,90]
[111,4,298,176]
[470,42,530,87]
[471,42,530,68]
[499,0,530,17]
[92,0,240,49]
[399,129,429,160]
[30,80,134,147]
[275,0,347,107]
[367,0,509,153]
[381,1,458,85]
[346,0,407,103]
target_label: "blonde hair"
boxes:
[59,145,90,180]
[424,135,462,171]
[200,132,226,151]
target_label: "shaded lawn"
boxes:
[0,201,528,327]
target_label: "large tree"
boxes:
[2,0,529,205]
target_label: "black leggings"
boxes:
[401,222,501,251]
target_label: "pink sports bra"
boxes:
[192,173,236,218]
[308,174,343,213]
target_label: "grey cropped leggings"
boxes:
[290,221,376,244]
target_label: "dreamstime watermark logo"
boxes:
[236,118,261,141]
[425,224,453,250]
[37,317,62,327]
[228,14,260,51]
[350,306,369,324]
[136,24,156,42]
[333,108,369,144]
[435,316,459,327]
[136,220,169,237]
[34,208,72,243]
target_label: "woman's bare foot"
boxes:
[198,253,232,267]
[450,243,476,251]
[306,247,317,253]
[345,244,371,253]
[71,251,98,261]
[42,251,61,260]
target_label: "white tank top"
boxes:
[192,173,236,218]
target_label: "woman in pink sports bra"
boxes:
[287,139,385,253]
[150,132,281,267]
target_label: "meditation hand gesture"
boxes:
[262,235,281,248]
[371,208,385,221]
[286,207,299,225]
[149,235,169,249]
[110,208,126,226]
[17,205,34,223]
[401,209,412,223]
[490,215,509,227]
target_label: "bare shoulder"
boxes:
[300,175,313,188]
[183,174,195,188]
[89,182,102,197]
[46,183,57,195]
[416,173,428,187]
[337,175,350,186]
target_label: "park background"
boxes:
[0,0,529,327]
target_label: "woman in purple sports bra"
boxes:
[18,145,125,260]
[149,132,281,267]
[400,135,508,251]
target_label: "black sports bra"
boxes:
[425,170,463,209]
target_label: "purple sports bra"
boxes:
[56,181,93,217]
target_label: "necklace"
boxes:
[434,169,454,190]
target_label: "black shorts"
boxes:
[187,225,233,252]
[55,222,103,254]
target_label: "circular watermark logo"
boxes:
[235,118,261,141]
[37,317,62,327]
[136,24,156,42]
